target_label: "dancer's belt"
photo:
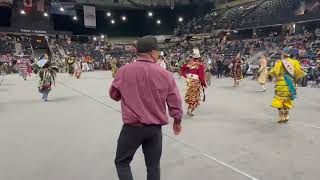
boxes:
[187,74,199,80]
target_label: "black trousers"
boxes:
[217,69,223,78]
[115,124,162,180]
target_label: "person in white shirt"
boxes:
[158,51,167,70]
[158,58,167,69]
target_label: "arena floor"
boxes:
[1,71,320,180]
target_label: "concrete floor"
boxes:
[0,71,319,180]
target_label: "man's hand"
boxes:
[173,123,182,135]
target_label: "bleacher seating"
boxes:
[239,0,301,28]
[215,0,264,29]
[0,35,14,54]
[179,0,309,34]
[18,37,32,56]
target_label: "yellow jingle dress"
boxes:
[110,59,118,78]
[269,58,306,109]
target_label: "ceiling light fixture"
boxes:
[20,10,26,15]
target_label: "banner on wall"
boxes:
[24,0,32,13]
[50,0,76,16]
[36,0,45,12]
[83,5,96,28]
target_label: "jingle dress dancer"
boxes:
[269,48,306,123]
[66,56,75,76]
[17,59,28,80]
[231,54,242,87]
[110,58,118,78]
[181,49,207,116]
[258,54,268,92]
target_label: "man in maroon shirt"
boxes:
[109,36,183,180]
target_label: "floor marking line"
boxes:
[58,80,260,180]
[164,134,259,180]
[202,153,259,180]
[59,79,320,131]
[57,81,121,113]
[58,79,320,179]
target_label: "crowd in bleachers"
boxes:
[177,0,267,34]
[0,34,34,74]
[1,27,320,87]
[177,0,319,35]
[48,37,136,71]
[0,35,14,54]
[50,38,113,62]
[18,37,32,56]
[158,34,279,75]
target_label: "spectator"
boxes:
[216,58,224,78]
[109,36,183,180]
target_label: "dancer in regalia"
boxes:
[231,53,242,87]
[17,59,28,80]
[257,53,268,92]
[66,56,75,76]
[269,47,306,123]
[181,48,207,116]
[110,57,118,78]
[35,56,58,102]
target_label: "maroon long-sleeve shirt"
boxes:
[109,57,183,126]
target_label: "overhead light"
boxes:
[111,19,115,24]
[93,37,97,41]
[43,12,48,17]
[20,10,26,15]
[240,6,243,9]
[59,7,64,12]
[178,17,183,22]
[148,11,153,17]
[106,12,111,17]
[156,19,161,24]
[73,16,78,21]
[121,16,127,21]
[101,35,105,39]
